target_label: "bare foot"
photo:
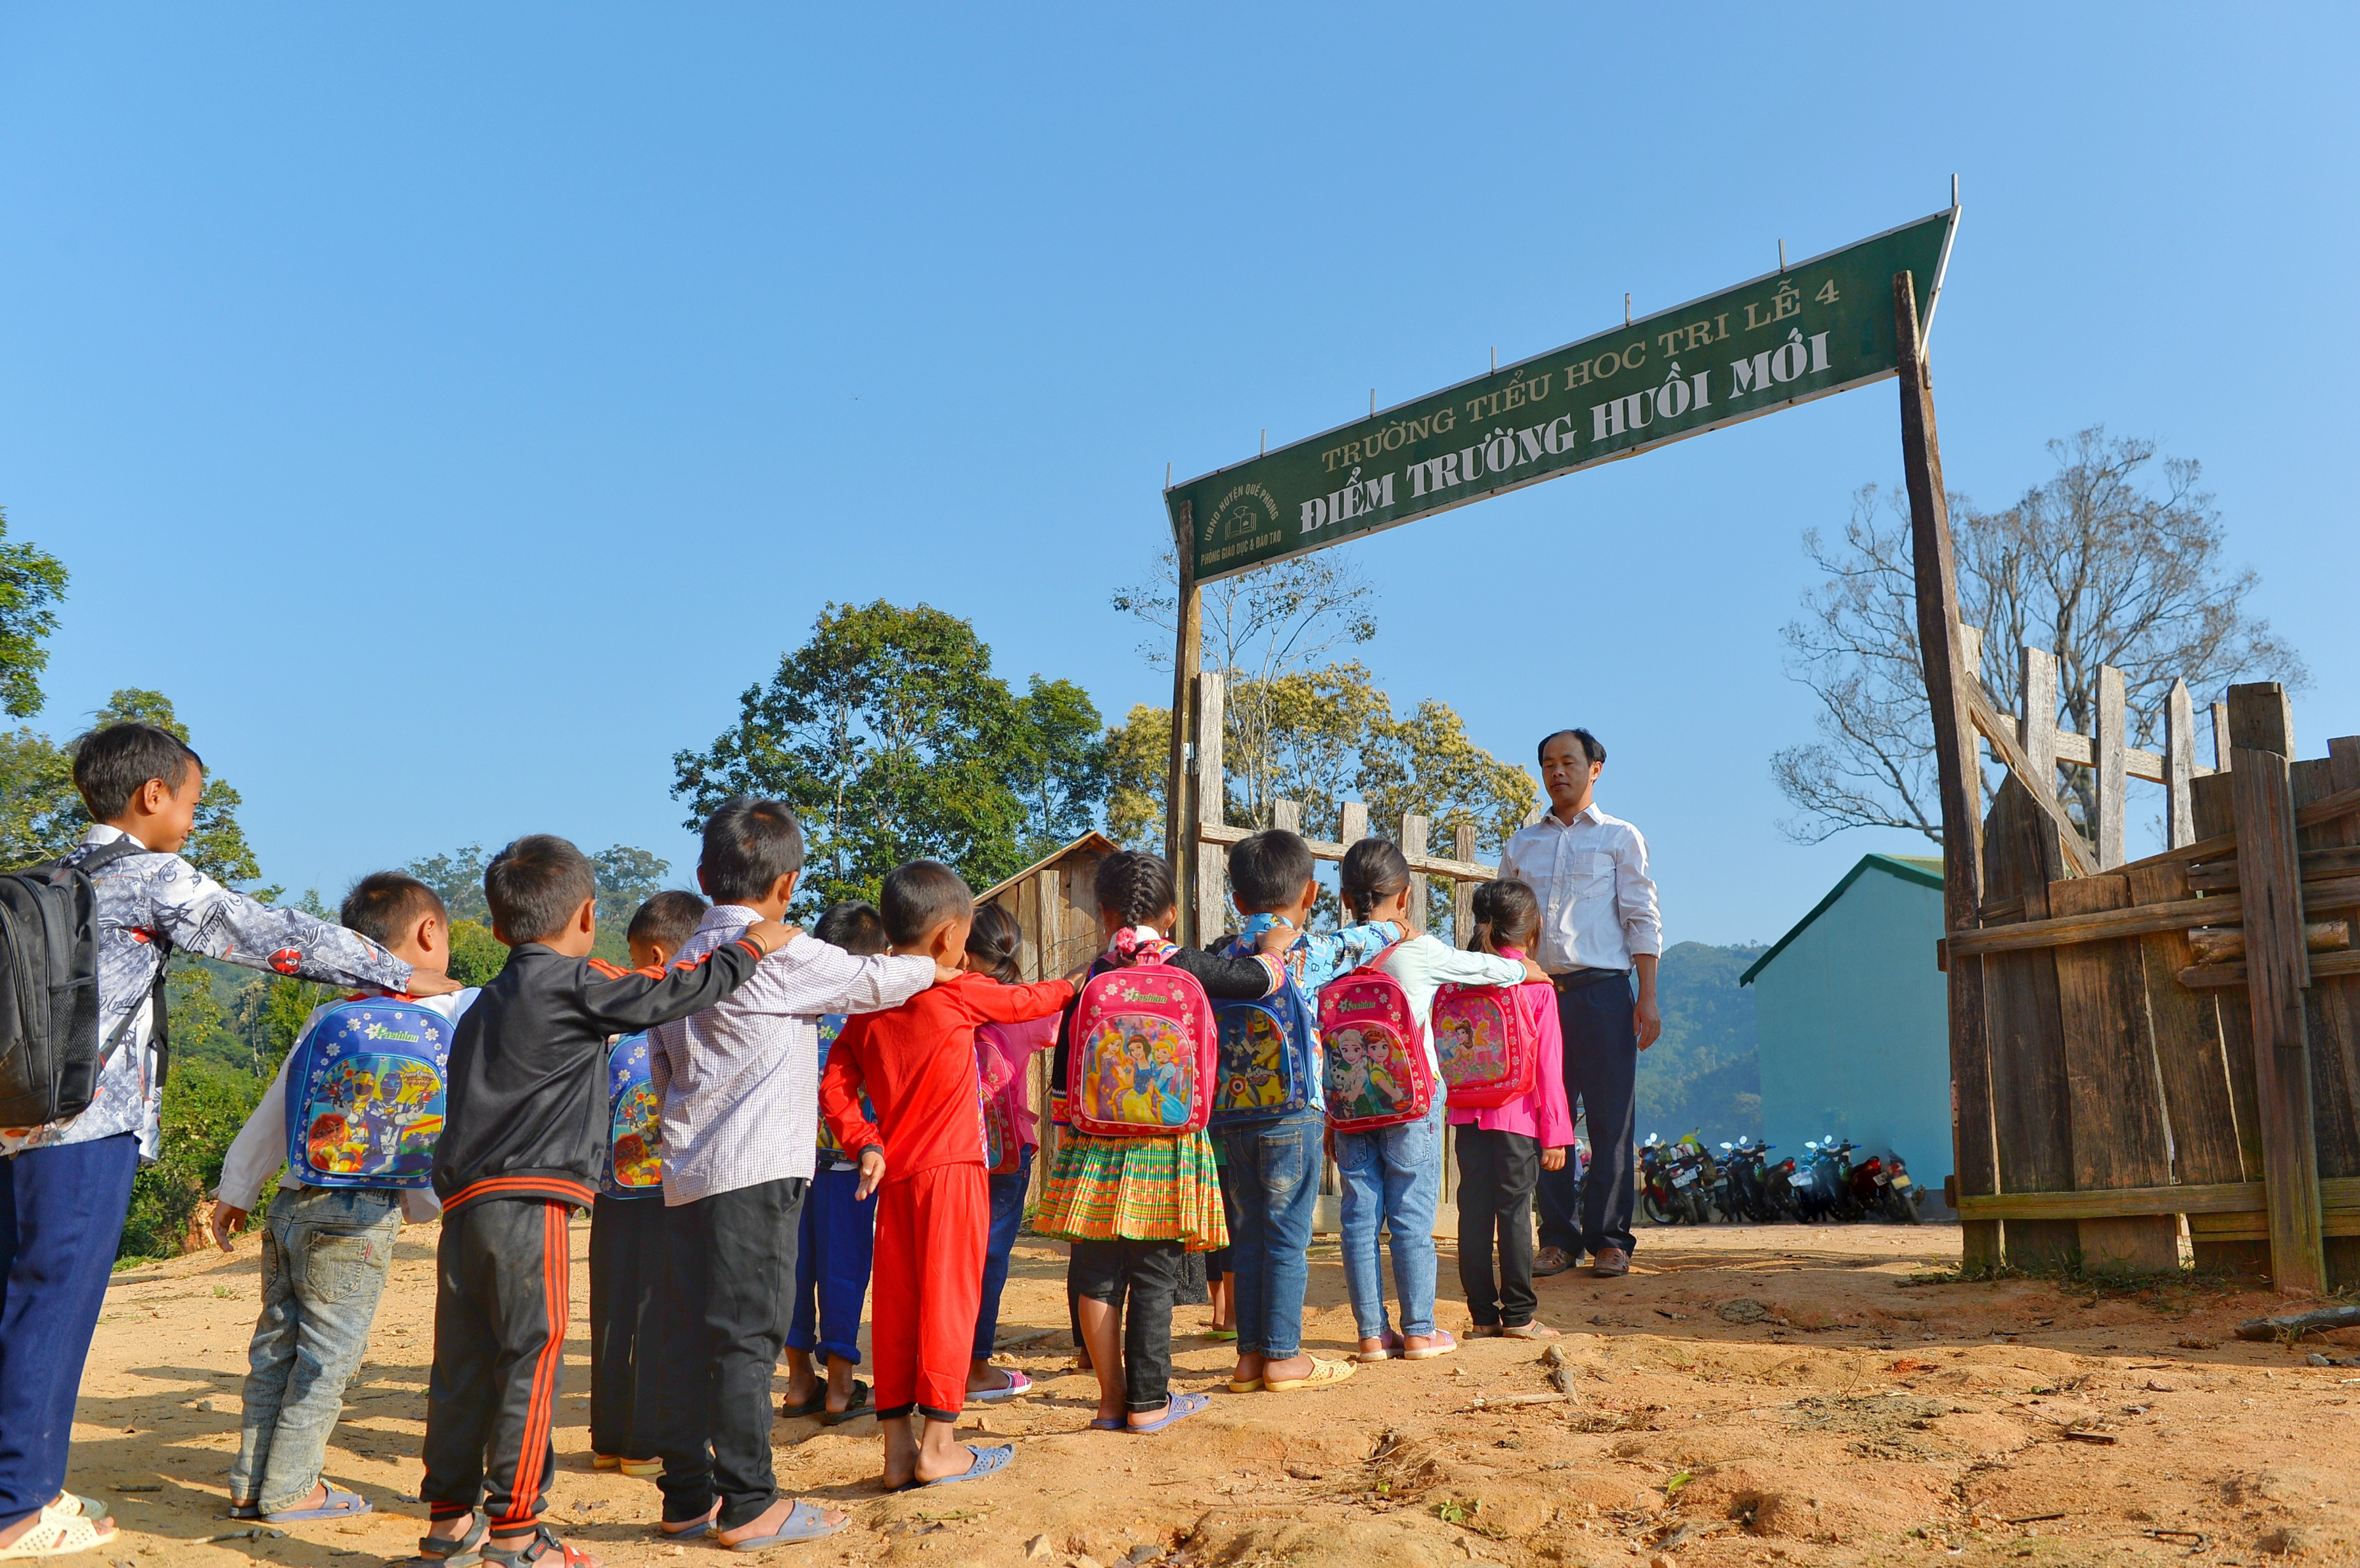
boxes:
[717,1496,846,1547]
[659,1499,720,1536]
[423,1512,474,1544]
[965,1362,1019,1395]
[1230,1352,1266,1384]
[913,1443,981,1484]
[1403,1333,1435,1354]
[1260,1352,1313,1383]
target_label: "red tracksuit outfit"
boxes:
[821,971,1073,1422]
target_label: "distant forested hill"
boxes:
[1626,941,1766,1148]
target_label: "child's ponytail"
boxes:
[965,901,1024,983]
[1467,877,1541,957]
[1093,850,1177,931]
[1338,838,1411,923]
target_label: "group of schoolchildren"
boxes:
[0,720,1582,1568]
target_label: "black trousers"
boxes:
[653,1178,805,1532]
[1536,973,1639,1258]
[587,1195,665,1460]
[1456,1127,1541,1327]
[1068,1239,1181,1412]
[421,1198,575,1534]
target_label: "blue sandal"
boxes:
[722,1498,850,1549]
[1126,1392,1209,1435]
[265,1485,372,1523]
[914,1443,1014,1488]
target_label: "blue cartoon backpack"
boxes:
[605,1032,663,1195]
[1209,934,1317,1128]
[282,996,454,1189]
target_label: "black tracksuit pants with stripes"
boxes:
[421,1198,574,1534]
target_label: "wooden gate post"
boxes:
[1895,271,1998,1272]
[1163,502,1202,942]
[1193,672,1229,945]
[2228,682,2326,1293]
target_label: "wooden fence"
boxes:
[1944,663,2360,1292]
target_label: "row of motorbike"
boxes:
[1633,1133,1925,1226]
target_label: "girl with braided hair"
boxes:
[1036,851,1290,1433]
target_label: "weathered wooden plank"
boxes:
[2188,1212,2360,1241]
[1272,798,1303,834]
[1958,1174,2360,1222]
[2212,702,2232,771]
[1454,824,1479,947]
[2094,665,2129,868]
[1967,677,2098,877]
[1193,673,1230,946]
[2129,859,2248,1194]
[2230,700,2326,1292]
[2193,773,2268,1188]
[2050,874,2179,1270]
[1340,801,1369,848]
[2295,752,2360,1287]
[2178,949,2360,989]
[1402,813,1430,935]
[2167,679,2198,849]
[2186,922,2352,965]
[2184,845,2360,892]
[2110,783,2360,881]
[1164,502,1201,914]
[1944,893,2235,959]
[1979,776,2077,1267]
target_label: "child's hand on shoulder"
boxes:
[745,919,801,955]
[407,970,463,997]
[1520,957,1548,985]
[854,1147,886,1200]
[1542,1147,1567,1172]
[1254,920,1295,956]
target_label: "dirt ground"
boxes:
[70,1217,2360,1568]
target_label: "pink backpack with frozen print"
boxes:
[1316,942,1434,1133]
[1066,940,1217,1139]
[1430,981,1538,1110]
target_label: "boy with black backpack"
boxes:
[211,873,480,1527]
[0,723,448,1561]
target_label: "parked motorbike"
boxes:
[1637,1135,1679,1225]
[1880,1152,1925,1223]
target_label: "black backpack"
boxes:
[0,839,171,1128]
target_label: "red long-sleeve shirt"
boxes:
[821,971,1074,1186]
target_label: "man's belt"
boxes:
[1551,967,1631,991]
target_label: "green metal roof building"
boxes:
[1739,854,1952,1217]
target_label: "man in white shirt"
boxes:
[1496,728,1662,1279]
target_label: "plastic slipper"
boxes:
[1202,1327,1238,1341]
[819,1379,873,1426]
[480,1524,597,1566]
[1400,1330,1458,1361]
[917,1443,1015,1486]
[617,1457,663,1479]
[591,1452,623,1470]
[1125,1392,1209,1435]
[227,1501,262,1521]
[1224,1376,1263,1394]
[1500,1322,1561,1339]
[1087,1417,1125,1431]
[722,1498,850,1549]
[967,1368,1032,1405]
[1264,1357,1355,1392]
[1352,1331,1403,1363]
[265,1486,372,1523]
[46,1495,107,1522]
[1464,1325,1504,1338]
[778,1389,828,1419]
[656,1502,720,1538]
[0,1510,116,1559]
[418,1511,487,1564]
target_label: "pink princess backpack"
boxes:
[1066,938,1218,1139]
[1430,979,1539,1109]
[1316,942,1435,1133]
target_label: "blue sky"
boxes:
[4,5,2353,946]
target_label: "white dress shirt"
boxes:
[647,905,935,1204]
[1497,802,1663,974]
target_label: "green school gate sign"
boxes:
[1165,207,1958,584]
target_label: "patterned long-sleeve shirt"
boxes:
[1,825,415,1162]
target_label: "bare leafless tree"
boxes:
[1774,427,2307,845]
[1112,549,1379,829]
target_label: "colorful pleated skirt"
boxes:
[1034,1127,1229,1252]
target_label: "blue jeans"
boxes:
[1215,1108,1321,1360]
[0,1135,140,1523]
[971,1146,1034,1358]
[231,1185,403,1512]
[1335,1097,1446,1341]
[786,1166,875,1366]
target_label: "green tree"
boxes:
[407,844,490,924]
[119,1060,264,1262]
[0,506,68,720]
[1104,704,1171,850]
[592,845,670,930]
[0,689,273,889]
[1008,676,1108,858]
[447,919,508,986]
[672,601,1094,913]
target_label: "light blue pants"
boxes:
[230,1186,402,1514]
[1335,1096,1446,1341]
